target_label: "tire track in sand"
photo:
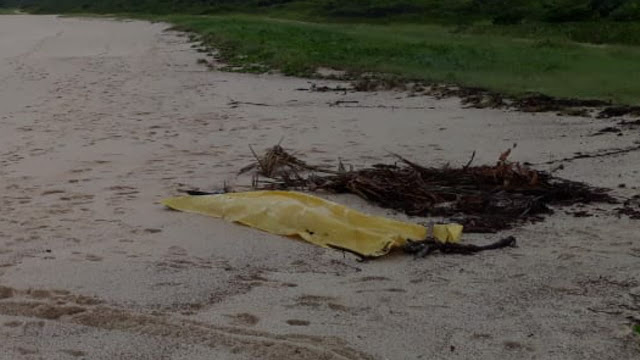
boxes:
[0,286,373,360]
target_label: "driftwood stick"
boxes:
[404,236,517,258]
[463,150,477,170]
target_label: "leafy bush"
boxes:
[609,0,640,19]
[492,8,527,24]
[17,0,640,23]
[543,0,594,22]
[319,0,424,18]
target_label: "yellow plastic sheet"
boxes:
[162,191,461,257]
[433,223,464,243]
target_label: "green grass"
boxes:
[635,324,640,335]
[0,8,20,14]
[14,0,640,105]
[20,0,640,24]
[461,21,640,47]
[162,15,640,104]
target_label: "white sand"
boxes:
[0,15,638,359]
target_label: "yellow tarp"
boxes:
[162,191,462,257]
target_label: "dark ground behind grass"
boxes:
[4,0,640,104]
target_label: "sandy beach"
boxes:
[0,15,638,359]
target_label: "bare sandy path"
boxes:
[0,15,638,359]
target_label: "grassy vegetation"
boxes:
[8,0,640,104]
[164,15,640,104]
[18,0,640,23]
[461,21,640,46]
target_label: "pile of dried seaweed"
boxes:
[239,144,321,177]
[243,146,617,233]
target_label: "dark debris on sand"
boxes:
[243,146,618,233]
[616,195,640,220]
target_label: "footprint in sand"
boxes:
[286,319,310,326]
[85,254,103,262]
[225,312,260,327]
[167,246,187,256]
[59,349,87,357]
